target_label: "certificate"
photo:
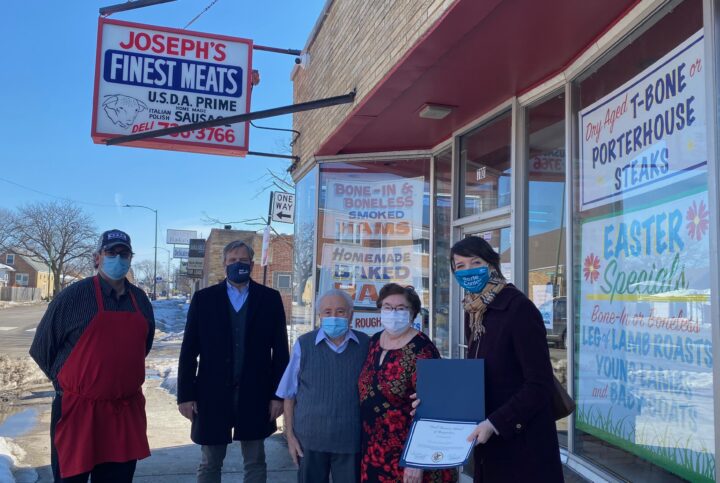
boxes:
[400,418,477,469]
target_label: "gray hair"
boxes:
[223,240,255,262]
[316,289,354,314]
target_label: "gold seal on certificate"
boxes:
[401,419,477,469]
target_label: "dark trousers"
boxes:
[298,450,360,483]
[51,395,137,483]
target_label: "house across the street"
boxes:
[0,251,54,299]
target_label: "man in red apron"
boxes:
[30,229,155,482]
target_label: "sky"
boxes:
[1,0,324,268]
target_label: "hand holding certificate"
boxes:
[400,359,485,469]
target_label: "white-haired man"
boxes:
[276,289,369,483]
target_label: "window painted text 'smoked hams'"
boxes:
[91,18,253,156]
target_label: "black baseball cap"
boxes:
[97,229,132,252]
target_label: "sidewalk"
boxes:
[0,301,47,311]
[135,378,297,482]
[10,378,297,482]
[8,377,589,482]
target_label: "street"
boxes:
[0,304,48,357]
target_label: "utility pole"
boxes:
[124,204,158,300]
[156,246,172,297]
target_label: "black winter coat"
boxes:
[468,285,564,483]
[177,280,289,444]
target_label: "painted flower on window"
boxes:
[686,200,709,241]
[583,253,601,283]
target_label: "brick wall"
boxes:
[267,234,294,325]
[200,229,294,324]
[292,0,455,173]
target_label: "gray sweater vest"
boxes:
[293,329,369,454]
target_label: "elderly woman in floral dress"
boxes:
[358,283,457,483]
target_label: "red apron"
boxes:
[55,276,151,477]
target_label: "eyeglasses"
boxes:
[381,304,409,313]
[103,249,133,259]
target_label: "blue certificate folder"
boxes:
[399,359,485,469]
[415,359,485,421]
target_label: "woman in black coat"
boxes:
[451,236,563,483]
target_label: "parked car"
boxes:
[538,296,567,349]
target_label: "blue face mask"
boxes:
[102,255,131,281]
[455,266,490,293]
[321,316,349,339]
[226,261,251,284]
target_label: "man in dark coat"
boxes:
[177,239,289,483]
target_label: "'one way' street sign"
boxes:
[271,191,295,224]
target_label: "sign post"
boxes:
[260,191,295,286]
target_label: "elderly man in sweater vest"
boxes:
[276,289,369,483]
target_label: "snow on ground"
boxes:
[0,357,46,395]
[0,301,45,311]
[151,298,189,342]
[0,356,44,483]
[0,439,15,483]
[146,358,179,397]
[0,437,25,483]
[146,298,188,397]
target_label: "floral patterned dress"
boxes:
[358,331,458,483]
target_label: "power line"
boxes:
[0,176,117,208]
[183,0,220,29]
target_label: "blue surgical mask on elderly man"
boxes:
[226,261,251,284]
[455,266,490,293]
[102,256,131,281]
[321,317,349,339]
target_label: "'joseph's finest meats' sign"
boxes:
[92,18,252,156]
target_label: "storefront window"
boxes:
[316,158,432,337]
[526,93,568,444]
[459,111,512,217]
[573,2,712,481]
[432,148,452,357]
[291,167,318,343]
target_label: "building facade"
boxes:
[290,1,720,481]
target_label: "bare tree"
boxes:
[0,208,15,253]
[175,272,193,295]
[251,168,294,199]
[62,253,97,286]
[13,201,97,296]
[133,259,155,288]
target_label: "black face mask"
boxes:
[226,261,251,284]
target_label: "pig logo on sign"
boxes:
[102,94,147,129]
